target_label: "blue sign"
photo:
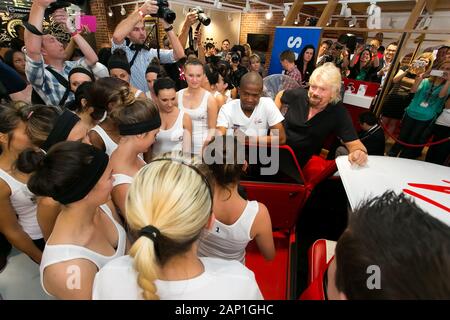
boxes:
[268,27,322,75]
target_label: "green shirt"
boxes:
[406,79,449,121]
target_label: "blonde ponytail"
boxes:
[125,152,212,300]
[129,237,160,300]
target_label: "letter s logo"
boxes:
[287,36,302,49]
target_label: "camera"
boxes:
[152,0,176,24]
[231,52,240,63]
[190,7,211,26]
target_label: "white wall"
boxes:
[170,3,242,49]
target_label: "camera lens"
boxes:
[156,0,176,24]
[162,8,176,24]
[198,12,211,26]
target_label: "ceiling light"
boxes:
[120,5,126,16]
[265,6,273,20]
[340,3,352,18]
[349,16,357,27]
[108,7,113,17]
[283,4,290,18]
[243,0,251,13]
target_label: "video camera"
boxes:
[190,7,211,26]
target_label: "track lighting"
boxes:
[265,6,273,20]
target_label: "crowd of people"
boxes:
[0,0,449,300]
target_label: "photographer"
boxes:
[380,52,434,135]
[347,43,379,81]
[111,0,185,93]
[317,41,349,73]
[230,51,248,89]
[388,59,450,159]
[24,0,106,106]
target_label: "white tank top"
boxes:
[134,90,143,98]
[112,173,134,187]
[198,200,259,264]
[0,169,42,240]
[90,125,118,157]
[177,89,210,155]
[153,110,184,156]
[214,91,232,104]
[39,204,127,297]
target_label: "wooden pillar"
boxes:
[282,0,304,26]
[317,0,338,28]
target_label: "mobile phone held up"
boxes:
[430,69,445,77]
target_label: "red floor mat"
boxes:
[245,231,290,300]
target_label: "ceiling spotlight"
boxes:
[294,19,299,25]
[265,6,273,20]
[108,7,113,17]
[283,4,290,18]
[243,0,251,13]
[340,3,352,18]
[217,1,222,9]
[120,5,126,16]
[349,16,357,27]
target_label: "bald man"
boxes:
[216,72,286,145]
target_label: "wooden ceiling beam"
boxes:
[282,0,305,26]
[317,0,338,27]
[404,0,426,29]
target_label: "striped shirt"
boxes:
[25,54,89,106]
[111,39,176,92]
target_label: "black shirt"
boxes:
[281,88,358,166]
[358,125,385,156]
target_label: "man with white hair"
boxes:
[276,62,368,167]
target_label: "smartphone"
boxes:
[76,15,97,32]
[430,69,444,77]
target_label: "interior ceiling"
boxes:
[202,0,450,13]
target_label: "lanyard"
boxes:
[424,81,441,103]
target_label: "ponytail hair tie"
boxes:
[139,225,160,242]
[27,111,34,120]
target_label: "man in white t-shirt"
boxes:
[216,72,286,145]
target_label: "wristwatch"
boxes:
[164,25,174,32]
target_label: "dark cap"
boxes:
[45,1,71,16]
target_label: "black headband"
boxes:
[69,67,95,82]
[139,225,160,242]
[41,110,80,152]
[146,65,161,74]
[148,158,213,206]
[52,147,109,205]
[108,59,131,75]
[118,115,162,136]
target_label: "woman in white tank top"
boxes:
[88,77,135,158]
[198,136,275,263]
[152,77,192,156]
[93,155,262,300]
[110,99,161,218]
[0,104,43,264]
[18,106,90,241]
[202,64,231,109]
[177,59,218,155]
[108,55,146,99]
[27,142,127,300]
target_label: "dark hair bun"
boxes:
[16,148,46,174]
